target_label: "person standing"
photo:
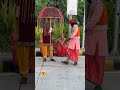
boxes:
[85,0,108,89]
[61,19,80,66]
[42,19,55,62]
[16,0,35,84]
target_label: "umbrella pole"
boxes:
[50,19,52,61]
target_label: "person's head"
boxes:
[69,19,77,27]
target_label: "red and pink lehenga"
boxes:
[53,38,68,56]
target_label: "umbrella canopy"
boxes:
[37,6,64,19]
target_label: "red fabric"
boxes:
[67,49,79,62]
[53,38,68,56]
[96,4,108,25]
[69,19,76,24]
[61,45,68,56]
[42,23,53,44]
[40,38,68,56]
[38,7,64,19]
[85,45,105,85]
[54,45,68,56]
[19,0,35,42]
[19,23,35,42]
[19,0,34,23]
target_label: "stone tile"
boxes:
[0,73,20,90]
[36,66,85,90]
[43,56,85,68]
[103,72,120,90]
[21,73,35,90]
[86,71,120,90]
[35,67,41,85]
[35,57,43,67]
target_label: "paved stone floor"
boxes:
[0,73,35,90]
[0,56,120,90]
[35,56,85,90]
[86,71,120,90]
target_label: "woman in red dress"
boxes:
[54,34,68,56]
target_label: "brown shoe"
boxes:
[20,77,27,84]
[51,59,56,62]
[43,59,46,62]
[94,85,102,90]
[61,61,69,65]
[73,62,77,66]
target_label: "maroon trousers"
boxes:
[85,46,105,85]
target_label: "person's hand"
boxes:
[48,27,53,34]
[65,38,71,42]
[62,41,66,45]
[62,38,69,45]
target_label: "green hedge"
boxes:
[0,1,16,52]
[106,1,115,52]
[0,19,11,51]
